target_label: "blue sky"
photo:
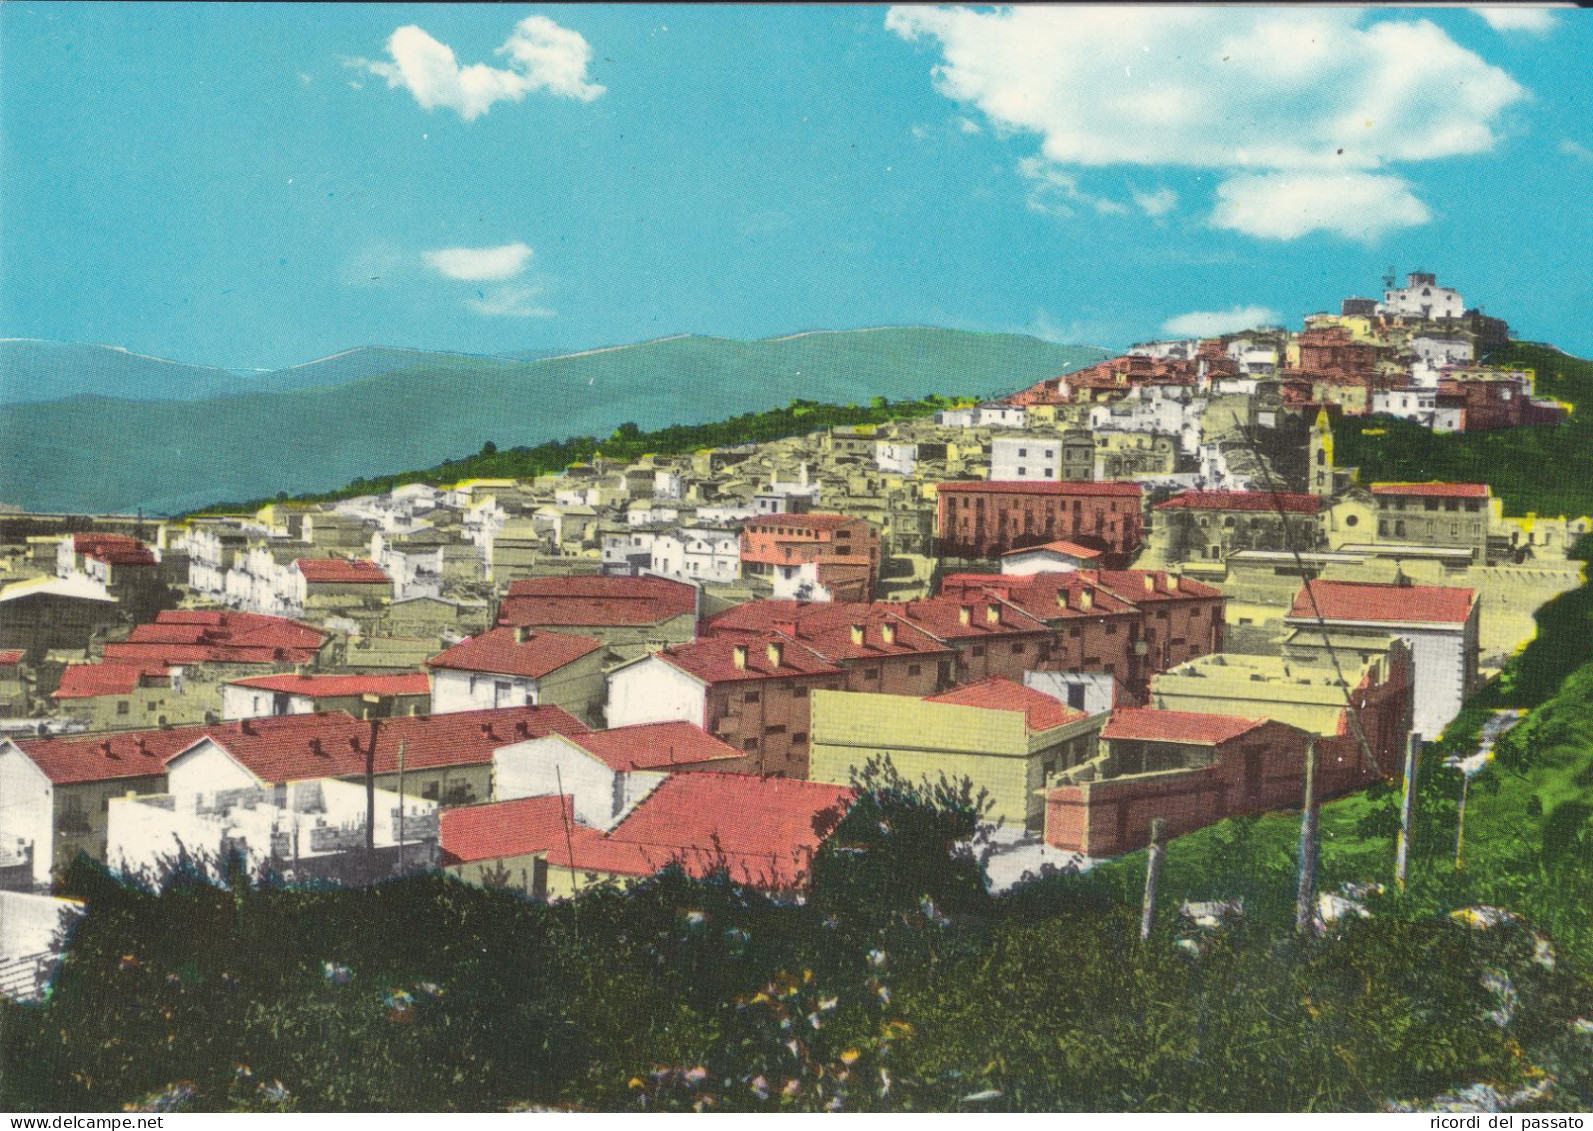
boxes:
[2,4,1589,370]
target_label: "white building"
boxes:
[1378,272,1464,320]
[999,540,1101,576]
[1225,340,1278,375]
[604,654,706,730]
[1372,388,1464,434]
[1127,339,1201,360]
[875,441,918,476]
[976,404,1027,429]
[771,560,839,602]
[937,407,977,429]
[426,626,603,715]
[650,527,741,585]
[990,435,1062,483]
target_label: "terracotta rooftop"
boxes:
[742,513,860,532]
[1370,482,1490,499]
[999,540,1104,560]
[294,558,390,584]
[545,774,856,890]
[0,650,24,666]
[925,678,1086,731]
[1154,490,1323,515]
[705,600,953,661]
[13,725,212,785]
[169,705,587,784]
[498,575,696,628]
[53,662,168,699]
[1288,580,1476,626]
[427,627,603,679]
[439,794,578,865]
[226,672,431,699]
[656,629,844,684]
[888,595,1051,639]
[1101,708,1267,746]
[110,611,327,666]
[565,721,746,772]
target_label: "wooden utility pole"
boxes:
[1394,731,1422,891]
[1140,818,1166,941]
[396,740,407,874]
[555,764,579,938]
[1295,740,1319,934]
[365,714,380,854]
[1454,769,1470,872]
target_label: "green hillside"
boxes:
[0,329,1108,516]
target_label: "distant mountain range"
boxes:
[0,328,1112,516]
[0,339,554,405]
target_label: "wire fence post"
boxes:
[1394,731,1421,891]
[1295,740,1319,935]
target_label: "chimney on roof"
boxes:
[985,604,1001,625]
[1056,589,1069,611]
[310,738,325,756]
[101,741,116,760]
[1143,573,1156,593]
[1079,588,1094,611]
[135,738,148,757]
[880,622,896,646]
[766,641,784,669]
[732,644,749,671]
[295,663,308,678]
[514,625,533,644]
[850,624,865,647]
[1168,574,1181,593]
[480,722,494,741]
[774,619,799,638]
[515,719,529,737]
[959,604,973,627]
[240,717,254,735]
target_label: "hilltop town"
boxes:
[0,270,1586,932]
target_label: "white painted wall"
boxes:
[1024,670,1117,717]
[1001,549,1083,576]
[165,739,262,799]
[430,668,537,715]
[0,744,54,887]
[606,656,706,729]
[991,437,1062,483]
[0,891,83,968]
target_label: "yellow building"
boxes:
[809,679,1105,831]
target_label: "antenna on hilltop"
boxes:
[1382,265,1397,290]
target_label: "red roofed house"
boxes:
[999,540,1104,576]
[495,575,698,659]
[1369,482,1491,563]
[221,672,432,722]
[1149,489,1326,567]
[740,513,881,602]
[492,720,756,829]
[292,558,393,618]
[810,677,1106,831]
[427,626,607,725]
[163,704,587,811]
[1,725,209,887]
[1283,580,1478,741]
[1044,708,1326,857]
[442,774,855,898]
[55,533,168,622]
[936,480,1144,564]
[610,602,959,777]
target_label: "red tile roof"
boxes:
[294,558,390,584]
[551,774,856,889]
[937,572,1138,621]
[439,794,577,865]
[564,721,746,771]
[1087,569,1224,604]
[53,662,168,699]
[110,611,327,667]
[426,627,603,679]
[168,705,588,784]
[938,480,1143,497]
[0,650,24,666]
[1288,581,1476,626]
[926,678,1086,732]
[13,725,211,785]
[887,595,1051,639]
[70,533,155,566]
[1370,482,1490,498]
[999,540,1104,560]
[656,630,844,684]
[1101,708,1266,746]
[498,576,696,628]
[1154,489,1323,514]
[705,600,953,662]
[226,672,431,699]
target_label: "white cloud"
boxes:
[1019,157,1128,218]
[1211,171,1430,241]
[467,284,554,318]
[957,116,982,135]
[1162,305,1282,338]
[1560,138,1593,164]
[421,242,534,281]
[1476,8,1557,34]
[886,6,1524,240]
[351,16,603,121]
[1130,186,1178,219]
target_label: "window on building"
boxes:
[1105,623,1117,635]
[863,666,880,680]
[117,701,130,715]
[906,663,921,676]
[1011,642,1025,655]
[971,645,986,657]
[792,686,809,698]
[743,738,759,751]
[766,724,786,735]
[792,732,808,745]
[744,691,761,703]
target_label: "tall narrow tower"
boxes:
[1308,407,1335,498]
